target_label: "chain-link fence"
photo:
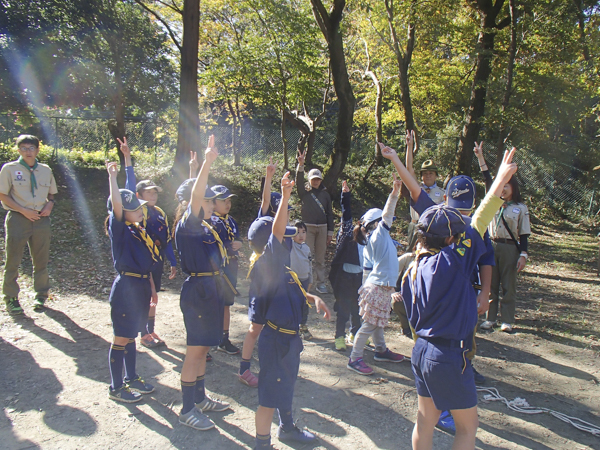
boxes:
[1,113,598,215]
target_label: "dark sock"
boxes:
[278,408,294,431]
[123,340,137,381]
[221,330,229,345]
[181,380,196,415]
[146,316,155,334]
[194,375,206,403]
[255,433,271,449]
[109,344,125,390]
[240,358,251,375]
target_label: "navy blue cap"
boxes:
[446,175,476,211]
[418,204,468,238]
[248,216,297,252]
[267,192,293,216]
[176,178,217,204]
[107,189,147,212]
[211,185,236,199]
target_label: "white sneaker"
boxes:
[480,320,494,330]
[316,284,328,294]
[500,323,513,333]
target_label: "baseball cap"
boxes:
[418,204,468,238]
[176,178,217,204]
[420,160,438,174]
[361,208,383,226]
[248,216,297,252]
[211,185,237,199]
[267,192,294,216]
[107,189,147,212]
[446,175,476,211]
[136,179,163,193]
[308,168,323,181]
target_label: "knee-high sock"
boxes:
[278,408,294,431]
[181,380,196,415]
[194,375,206,403]
[124,339,137,381]
[109,344,125,390]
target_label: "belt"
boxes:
[491,238,515,244]
[266,320,298,335]
[422,335,471,349]
[120,271,149,279]
[188,271,220,277]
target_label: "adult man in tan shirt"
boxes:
[0,135,57,314]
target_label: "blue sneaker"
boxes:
[125,376,155,394]
[276,425,317,444]
[436,410,456,435]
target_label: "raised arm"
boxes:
[261,156,276,216]
[295,149,307,198]
[273,171,294,243]
[471,148,518,237]
[117,137,136,191]
[379,142,422,202]
[190,135,218,218]
[107,162,123,222]
[474,141,493,191]
[381,173,402,227]
[189,151,199,179]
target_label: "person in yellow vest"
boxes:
[0,135,57,314]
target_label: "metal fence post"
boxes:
[53,117,59,159]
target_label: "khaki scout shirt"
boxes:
[488,202,531,240]
[410,183,445,222]
[0,160,58,212]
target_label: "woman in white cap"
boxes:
[295,150,334,300]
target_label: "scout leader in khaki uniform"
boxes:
[0,135,58,314]
[480,175,531,333]
[404,130,445,252]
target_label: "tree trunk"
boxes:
[496,0,517,165]
[456,0,510,176]
[227,98,242,166]
[311,0,355,194]
[173,0,200,180]
[281,109,289,169]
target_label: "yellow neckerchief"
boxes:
[247,251,262,278]
[141,205,171,243]
[125,221,162,263]
[286,266,312,308]
[202,219,228,266]
[404,246,440,304]
[214,212,236,243]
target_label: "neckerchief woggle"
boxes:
[18,156,38,197]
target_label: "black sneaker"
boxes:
[218,339,240,355]
[109,385,142,403]
[5,297,23,315]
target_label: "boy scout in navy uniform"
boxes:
[0,135,57,314]
[248,171,330,450]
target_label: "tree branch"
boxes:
[134,0,182,52]
[310,0,330,41]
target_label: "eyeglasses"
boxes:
[19,146,37,153]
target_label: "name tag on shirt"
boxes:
[512,207,520,214]
[434,191,441,197]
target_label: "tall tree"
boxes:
[455,0,511,175]
[310,0,355,193]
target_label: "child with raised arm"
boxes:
[248,171,331,449]
[328,181,363,351]
[290,220,314,339]
[381,141,518,449]
[105,162,159,403]
[118,137,177,348]
[174,136,232,431]
[347,174,406,375]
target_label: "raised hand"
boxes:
[266,156,276,178]
[342,180,350,193]
[378,142,398,160]
[406,130,415,154]
[116,137,130,158]
[392,172,402,193]
[204,134,218,163]
[496,147,517,181]
[297,149,306,166]
[106,161,119,178]
[281,171,295,199]
[189,151,199,175]
[473,141,484,158]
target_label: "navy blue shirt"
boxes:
[175,206,223,275]
[211,213,240,258]
[108,212,157,275]
[249,234,306,330]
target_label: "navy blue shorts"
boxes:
[222,259,238,307]
[110,275,151,339]
[151,264,163,292]
[257,327,303,409]
[180,276,224,347]
[411,338,477,411]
